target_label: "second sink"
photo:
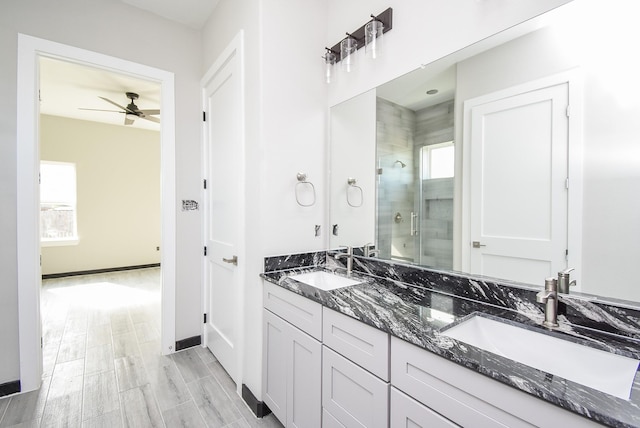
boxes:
[441,314,640,400]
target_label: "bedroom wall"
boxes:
[40,115,161,275]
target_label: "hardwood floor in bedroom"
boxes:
[0,268,282,428]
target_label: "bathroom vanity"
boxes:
[261,251,640,428]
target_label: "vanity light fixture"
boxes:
[323,8,393,81]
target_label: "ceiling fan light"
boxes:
[125,113,137,120]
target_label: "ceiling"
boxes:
[39,57,162,131]
[119,0,220,29]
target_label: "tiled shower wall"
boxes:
[414,100,454,269]
[376,97,454,267]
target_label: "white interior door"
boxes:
[203,34,244,383]
[467,82,569,285]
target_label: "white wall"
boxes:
[40,115,161,275]
[329,89,377,248]
[0,0,201,384]
[326,0,572,107]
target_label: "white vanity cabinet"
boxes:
[390,337,604,428]
[390,387,458,428]
[263,283,322,428]
[321,308,390,427]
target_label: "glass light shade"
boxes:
[365,20,384,59]
[324,50,337,83]
[340,37,358,72]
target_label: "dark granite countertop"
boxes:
[261,252,640,428]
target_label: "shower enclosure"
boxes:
[376,97,454,269]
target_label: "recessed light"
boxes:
[426,89,438,95]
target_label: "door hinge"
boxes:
[566,249,569,261]
[204,246,207,256]
[41,337,43,348]
[203,111,206,121]
[566,105,570,117]
[203,314,207,324]
[565,177,569,189]
[203,179,207,189]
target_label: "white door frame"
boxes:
[200,30,246,391]
[16,34,177,392]
[461,69,583,286]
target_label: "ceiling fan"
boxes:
[80,92,160,125]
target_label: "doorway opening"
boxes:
[38,55,163,382]
[17,34,176,392]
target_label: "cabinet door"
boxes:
[322,346,389,428]
[263,309,289,424]
[264,309,322,428]
[289,323,322,428]
[390,387,459,428]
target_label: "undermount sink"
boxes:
[289,271,362,291]
[441,315,640,400]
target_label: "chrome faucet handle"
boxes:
[363,242,374,257]
[557,267,576,294]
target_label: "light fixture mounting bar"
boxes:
[327,7,393,62]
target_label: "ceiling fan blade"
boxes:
[79,108,123,113]
[141,115,160,124]
[139,109,160,116]
[99,96,134,113]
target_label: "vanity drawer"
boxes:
[391,337,603,428]
[322,307,390,380]
[391,337,526,428]
[263,282,322,340]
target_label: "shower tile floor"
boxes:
[0,268,283,428]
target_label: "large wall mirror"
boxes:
[328,0,640,303]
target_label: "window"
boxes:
[421,141,455,180]
[40,161,78,245]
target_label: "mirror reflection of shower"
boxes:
[376,97,455,267]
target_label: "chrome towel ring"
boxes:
[295,172,316,207]
[347,177,363,207]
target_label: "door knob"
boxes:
[222,255,238,265]
[472,241,486,248]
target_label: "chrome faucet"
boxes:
[536,277,559,328]
[363,242,379,258]
[558,268,576,294]
[335,246,353,277]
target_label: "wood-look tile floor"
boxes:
[0,268,283,428]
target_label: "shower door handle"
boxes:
[410,212,418,236]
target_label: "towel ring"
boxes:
[346,177,363,208]
[295,172,316,207]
